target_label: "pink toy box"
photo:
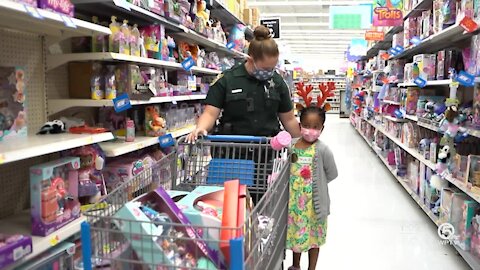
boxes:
[30,157,82,236]
[0,234,32,269]
[103,155,155,194]
[114,186,223,269]
[38,0,74,16]
[176,186,225,253]
[0,67,27,142]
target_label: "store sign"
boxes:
[260,18,280,39]
[372,0,403,27]
[365,30,385,41]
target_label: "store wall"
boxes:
[292,54,346,73]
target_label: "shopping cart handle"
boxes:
[203,135,268,143]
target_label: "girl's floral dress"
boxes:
[286,143,327,253]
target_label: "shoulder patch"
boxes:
[210,73,224,86]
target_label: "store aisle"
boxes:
[283,115,470,270]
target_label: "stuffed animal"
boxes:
[436,145,451,174]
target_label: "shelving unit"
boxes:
[0,0,254,268]
[398,79,452,87]
[353,116,480,269]
[0,132,114,165]
[48,94,207,115]
[0,213,86,270]
[99,125,194,157]
[0,1,111,38]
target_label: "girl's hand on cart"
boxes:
[186,127,208,143]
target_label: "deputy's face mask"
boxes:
[252,62,275,81]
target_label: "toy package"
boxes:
[413,54,436,81]
[0,234,32,269]
[0,66,27,142]
[433,0,444,33]
[38,0,74,16]
[405,88,419,115]
[114,186,223,269]
[228,24,246,51]
[439,188,457,224]
[145,105,166,137]
[420,10,433,39]
[456,0,475,23]
[467,155,480,189]
[472,85,480,129]
[103,155,155,194]
[471,214,480,258]
[451,195,479,250]
[30,157,82,236]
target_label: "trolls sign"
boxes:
[373,0,403,27]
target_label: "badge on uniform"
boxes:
[210,73,224,86]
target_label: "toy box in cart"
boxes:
[114,186,223,269]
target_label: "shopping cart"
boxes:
[80,135,291,270]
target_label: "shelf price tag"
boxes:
[226,41,235,50]
[455,70,475,87]
[394,45,404,54]
[158,134,175,148]
[388,48,398,56]
[113,0,131,10]
[381,52,390,60]
[112,93,132,112]
[181,56,195,72]
[460,16,479,33]
[413,77,427,88]
[23,4,43,19]
[61,15,76,29]
[410,36,422,46]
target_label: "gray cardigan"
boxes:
[293,139,338,222]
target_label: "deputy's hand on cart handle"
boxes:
[186,127,208,143]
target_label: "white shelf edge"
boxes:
[0,212,86,270]
[0,1,110,38]
[0,132,114,165]
[398,79,452,87]
[47,52,221,75]
[99,125,195,157]
[381,100,401,105]
[365,118,480,204]
[383,115,407,123]
[354,124,480,269]
[48,94,206,115]
[405,114,480,140]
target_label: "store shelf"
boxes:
[0,1,111,38]
[404,114,419,122]
[71,0,247,58]
[48,94,206,115]
[366,119,480,204]
[383,115,407,122]
[382,100,401,105]
[404,0,433,21]
[99,125,195,157]
[355,122,480,269]
[0,132,114,165]
[47,52,222,74]
[210,0,253,39]
[392,24,475,60]
[398,79,452,87]
[0,212,86,270]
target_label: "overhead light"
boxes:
[283,29,365,34]
[284,40,351,44]
[282,22,329,26]
[261,13,329,17]
[288,45,347,48]
[281,35,364,40]
[249,1,371,6]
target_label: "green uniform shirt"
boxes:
[205,63,293,136]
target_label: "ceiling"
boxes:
[248,0,370,61]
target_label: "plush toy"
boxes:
[436,145,451,174]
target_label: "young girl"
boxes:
[287,105,338,270]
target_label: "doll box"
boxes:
[176,186,225,252]
[103,155,155,193]
[450,195,479,250]
[165,190,190,201]
[114,187,223,269]
[0,67,27,142]
[38,0,74,16]
[413,54,436,81]
[30,157,82,236]
[0,234,32,269]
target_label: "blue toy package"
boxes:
[228,24,246,51]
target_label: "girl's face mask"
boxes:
[301,127,321,142]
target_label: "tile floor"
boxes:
[283,115,471,270]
